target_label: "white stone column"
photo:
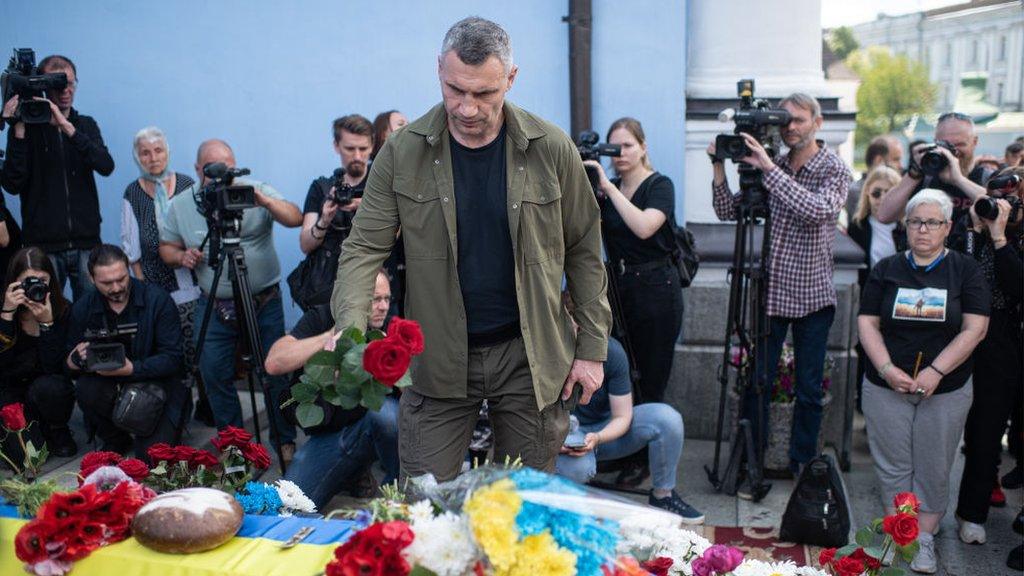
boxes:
[685,0,844,223]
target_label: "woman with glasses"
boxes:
[0,247,77,459]
[952,166,1023,550]
[858,189,991,574]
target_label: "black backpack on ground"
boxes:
[779,453,850,547]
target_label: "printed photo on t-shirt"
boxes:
[892,287,947,322]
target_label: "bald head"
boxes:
[195,139,236,185]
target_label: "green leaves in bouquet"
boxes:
[409,567,440,576]
[855,526,875,548]
[360,379,387,412]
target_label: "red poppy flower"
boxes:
[325,521,414,576]
[14,518,58,563]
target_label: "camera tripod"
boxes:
[194,217,287,474]
[705,167,773,503]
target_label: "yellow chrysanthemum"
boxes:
[465,479,522,574]
[506,532,576,576]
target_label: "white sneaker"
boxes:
[958,520,986,544]
[911,533,937,574]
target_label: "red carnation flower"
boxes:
[387,318,425,356]
[14,518,58,564]
[363,337,411,387]
[240,442,271,469]
[212,425,253,451]
[640,557,674,576]
[79,451,124,480]
[883,512,920,547]
[146,442,177,463]
[893,492,921,514]
[116,458,150,481]
[0,402,27,431]
[188,449,220,469]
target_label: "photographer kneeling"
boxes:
[1,247,77,458]
[266,270,398,509]
[66,245,186,459]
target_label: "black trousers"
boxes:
[75,374,181,462]
[614,263,683,403]
[957,314,1023,524]
[0,374,75,468]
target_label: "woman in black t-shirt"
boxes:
[584,117,680,403]
[0,247,77,460]
[858,189,990,572]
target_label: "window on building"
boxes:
[999,36,1006,61]
[997,82,1004,106]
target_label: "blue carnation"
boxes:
[235,481,284,515]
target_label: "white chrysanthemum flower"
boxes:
[404,510,478,576]
[274,479,316,513]
[407,499,435,524]
[618,523,711,576]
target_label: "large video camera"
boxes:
[0,48,68,128]
[195,162,257,223]
[83,323,139,372]
[576,130,621,194]
[975,172,1023,222]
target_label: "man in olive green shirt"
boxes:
[331,17,611,481]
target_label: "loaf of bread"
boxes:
[132,488,244,554]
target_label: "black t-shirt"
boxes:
[915,164,992,225]
[290,304,334,340]
[602,173,675,265]
[303,173,368,249]
[450,125,519,336]
[859,250,990,394]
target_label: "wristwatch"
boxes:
[38,321,53,332]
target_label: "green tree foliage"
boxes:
[849,46,937,144]
[828,26,859,60]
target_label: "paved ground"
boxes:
[32,392,1022,575]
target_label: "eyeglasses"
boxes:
[905,218,947,231]
[371,296,392,305]
[937,112,971,123]
[869,188,887,199]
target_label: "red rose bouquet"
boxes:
[145,427,270,492]
[286,318,425,428]
[820,492,921,575]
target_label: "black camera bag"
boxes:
[779,453,850,547]
[112,381,167,437]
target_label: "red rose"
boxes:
[893,492,921,514]
[326,521,413,576]
[818,547,837,567]
[211,425,253,451]
[241,442,271,469]
[14,518,58,563]
[79,450,124,480]
[188,449,220,469]
[832,555,866,576]
[363,338,411,387]
[117,458,150,481]
[146,442,177,463]
[1,402,27,431]
[883,512,920,546]
[850,547,882,571]
[640,557,674,576]
[172,445,198,462]
[387,318,425,356]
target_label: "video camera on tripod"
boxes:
[576,130,621,194]
[82,323,139,372]
[194,162,257,225]
[713,79,791,207]
[0,48,68,128]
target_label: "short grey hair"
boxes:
[132,126,168,164]
[906,188,953,222]
[779,92,822,119]
[441,16,513,71]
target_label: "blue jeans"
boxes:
[744,305,835,466]
[284,397,399,510]
[47,248,92,301]
[555,403,684,490]
[195,291,296,445]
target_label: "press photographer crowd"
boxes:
[0,16,1022,575]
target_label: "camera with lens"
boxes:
[975,172,1023,221]
[576,130,621,194]
[82,323,138,372]
[918,140,957,178]
[0,48,68,128]
[329,167,355,207]
[195,162,257,220]
[19,276,48,303]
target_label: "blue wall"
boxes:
[0,1,686,326]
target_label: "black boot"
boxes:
[1008,543,1023,571]
[46,425,78,458]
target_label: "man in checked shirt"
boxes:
[707,93,851,487]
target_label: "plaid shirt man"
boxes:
[713,141,850,318]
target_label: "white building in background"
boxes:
[848,0,1024,111]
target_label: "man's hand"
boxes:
[97,358,134,378]
[320,195,340,224]
[935,146,963,184]
[68,342,90,370]
[0,221,8,249]
[561,358,603,405]
[338,197,362,213]
[179,247,203,270]
[2,95,19,120]
[739,133,775,172]
[34,97,74,136]
[983,198,1012,248]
